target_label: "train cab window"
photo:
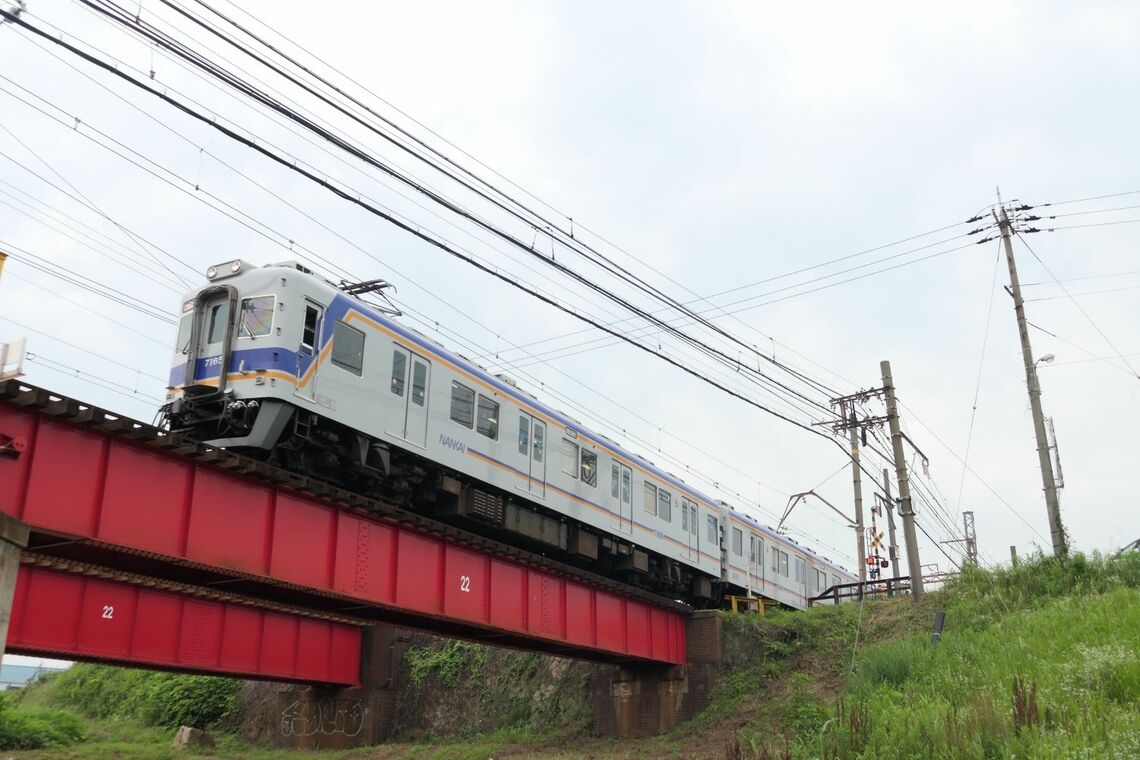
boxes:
[449,382,475,428]
[238,296,275,338]
[657,489,672,522]
[331,321,365,376]
[611,463,620,499]
[518,416,530,455]
[643,482,658,516]
[301,304,320,351]
[176,308,193,353]
[411,361,427,406]
[580,450,597,487]
[561,439,579,477]
[206,302,230,344]
[707,515,717,544]
[390,351,406,396]
[476,396,499,439]
[731,527,743,557]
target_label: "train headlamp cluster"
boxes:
[205,260,244,281]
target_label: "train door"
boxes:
[517,413,547,497]
[749,535,763,592]
[196,295,231,384]
[618,464,632,534]
[681,500,698,561]
[294,300,324,401]
[387,347,431,447]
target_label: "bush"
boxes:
[49,663,238,729]
[0,693,83,750]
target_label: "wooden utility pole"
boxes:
[882,467,900,580]
[996,207,1067,556]
[880,360,924,598]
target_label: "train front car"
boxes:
[161,259,298,454]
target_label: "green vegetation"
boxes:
[46,662,239,729]
[404,640,489,690]
[725,551,1140,759]
[0,692,83,750]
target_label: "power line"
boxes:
[1017,233,1139,380]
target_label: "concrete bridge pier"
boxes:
[590,610,722,737]
[272,624,411,749]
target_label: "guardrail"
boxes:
[809,571,958,605]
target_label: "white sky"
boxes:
[1,1,1138,580]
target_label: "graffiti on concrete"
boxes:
[280,697,367,738]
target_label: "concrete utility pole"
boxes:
[962,511,978,565]
[842,402,868,584]
[880,360,924,598]
[882,467,900,580]
[996,207,1067,556]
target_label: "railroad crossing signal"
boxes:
[870,529,884,552]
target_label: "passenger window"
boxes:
[518,416,529,456]
[561,439,579,477]
[780,551,789,577]
[611,463,619,498]
[580,450,597,487]
[770,546,779,573]
[476,395,499,439]
[238,295,275,337]
[207,302,229,344]
[643,482,658,516]
[301,304,319,351]
[411,361,427,406]
[732,527,743,556]
[331,321,365,376]
[449,382,475,428]
[706,515,717,545]
[390,351,406,396]
[657,490,671,522]
[831,574,840,588]
[795,558,806,583]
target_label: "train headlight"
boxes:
[230,260,242,274]
[206,265,218,280]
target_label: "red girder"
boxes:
[0,400,686,665]
[9,564,362,685]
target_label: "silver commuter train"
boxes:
[161,259,856,607]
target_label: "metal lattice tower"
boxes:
[962,511,978,566]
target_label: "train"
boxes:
[159,259,856,608]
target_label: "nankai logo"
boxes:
[439,434,466,454]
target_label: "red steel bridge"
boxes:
[0,381,688,687]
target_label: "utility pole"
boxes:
[842,401,867,585]
[882,467,900,580]
[996,207,1067,556]
[881,360,924,598]
[962,511,978,565]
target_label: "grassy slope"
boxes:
[6,552,1139,759]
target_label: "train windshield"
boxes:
[238,295,275,338]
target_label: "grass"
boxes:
[725,550,1140,759]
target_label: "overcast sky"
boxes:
[1,0,1138,587]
